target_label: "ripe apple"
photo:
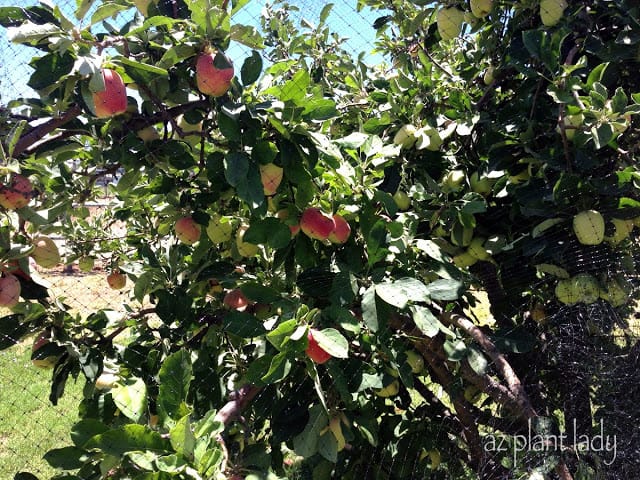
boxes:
[306,329,332,364]
[573,210,605,245]
[107,271,127,290]
[0,174,33,210]
[206,214,233,243]
[0,273,21,308]
[236,225,259,257]
[223,288,251,312]
[393,190,411,211]
[471,0,493,18]
[196,51,234,97]
[328,214,351,244]
[175,216,201,245]
[31,331,58,369]
[437,7,464,41]
[300,208,335,241]
[92,69,127,118]
[259,163,284,196]
[31,235,61,269]
[78,256,95,272]
[540,0,567,27]
[95,372,119,390]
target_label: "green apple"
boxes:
[442,170,466,193]
[437,7,465,41]
[599,277,631,307]
[605,218,633,244]
[393,124,419,148]
[572,273,600,304]
[453,251,478,268]
[573,210,605,245]
[471,0,493,18]
[540,0,567,27]
[206,215,233,243]
[467,237,490,260]
[405,350,425,374]
[393,190,411,210]
[469,172,494,195]
[375,378,400,398]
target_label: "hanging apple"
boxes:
[92,69,127,118]
[196,50,234,97]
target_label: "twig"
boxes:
[12,105,83,157]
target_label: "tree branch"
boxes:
[12,104,83,157]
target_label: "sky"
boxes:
[0,0,386,103]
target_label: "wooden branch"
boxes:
[214,384,261,425]
[12,104,83,157]
[441,312,537,419]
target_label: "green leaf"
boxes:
[112,377,148,422]
[13,474,40,480]
[170,415,196,459]
[230,24,265,49]
[7,22,62,44]
[116,56,168,85]
[223,311,265,338]
[492,329,536,353]
[261,350,292,383]
[443,339,468,361]
[375,277,429,309]
[266,319,299,350]
[243,218,291,249]
[267,69,310,104]
[319,3,333,25]
[361,286,379,332]
[43,446,88,469]
[241,50,263,85]
[425,278,464,301]
[71,419,109,448]
[84,425,170,457]
[293,404,328,458]
[318,430,338,463]
[410,305,440,337]
[218,111,241,142]
[591,122,614,150]
[310,328,349,359]
[193,409,224,439]
[240,283,281,303]
[89,3,130,25]
[467,346,488,375]
[586,63,609,89]
[224,152,249,187]
[158,350,193,421]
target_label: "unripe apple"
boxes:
[605,218,633,244]
[328,214,351,244]
[375,377,400,397]
[415,125,443,151]
[540,0,567,27]
[573,210,605,245]
[0,174,33,210]
[107,271,127,290]
[437,7,465,41]
[393,124,419,148]
[452,251,478,268]
[78,256,95,272]
[572,273,600,304]
[223,288,251,312]
[306,329,332,364]
[206,214,233,243]
[31,235,61,269]
[236,225,259,257]
[469,172,493,196]
[300,208,335,241]
[559,113,584,140]
[442,170,466,193]
[92,69,127,118]
[471,0,493,18]
[483,66,495,85]
[467,237,490,261]
[405,350,424,374]
[95,372,119,390]
[450,224,474,247]
[259,163,284,196]
[0,273,21,308]
[175,216,201,245]
[31,331,58,369]
[137,125,160,142]
[393,190,411,211]
[196,51,234,97]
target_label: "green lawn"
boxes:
[0,338,84,480]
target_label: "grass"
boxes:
[0,269,134,479]
[0,338,84,480]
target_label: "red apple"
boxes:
[107,271,127,290]
[306,329,332,364]
[223,288,251,312]
[276,209,300,238]
[0,174,33,210]
[31,235,61,269]
[196,51,234,97]
[328,214,351,244]
[92,69,127,118]
[175,216,201,245]
[0,273,20,308]
[260,163,284,196]
[300,208,335,241]
[31,331,59,369]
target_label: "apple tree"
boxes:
[0,0,639,479]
